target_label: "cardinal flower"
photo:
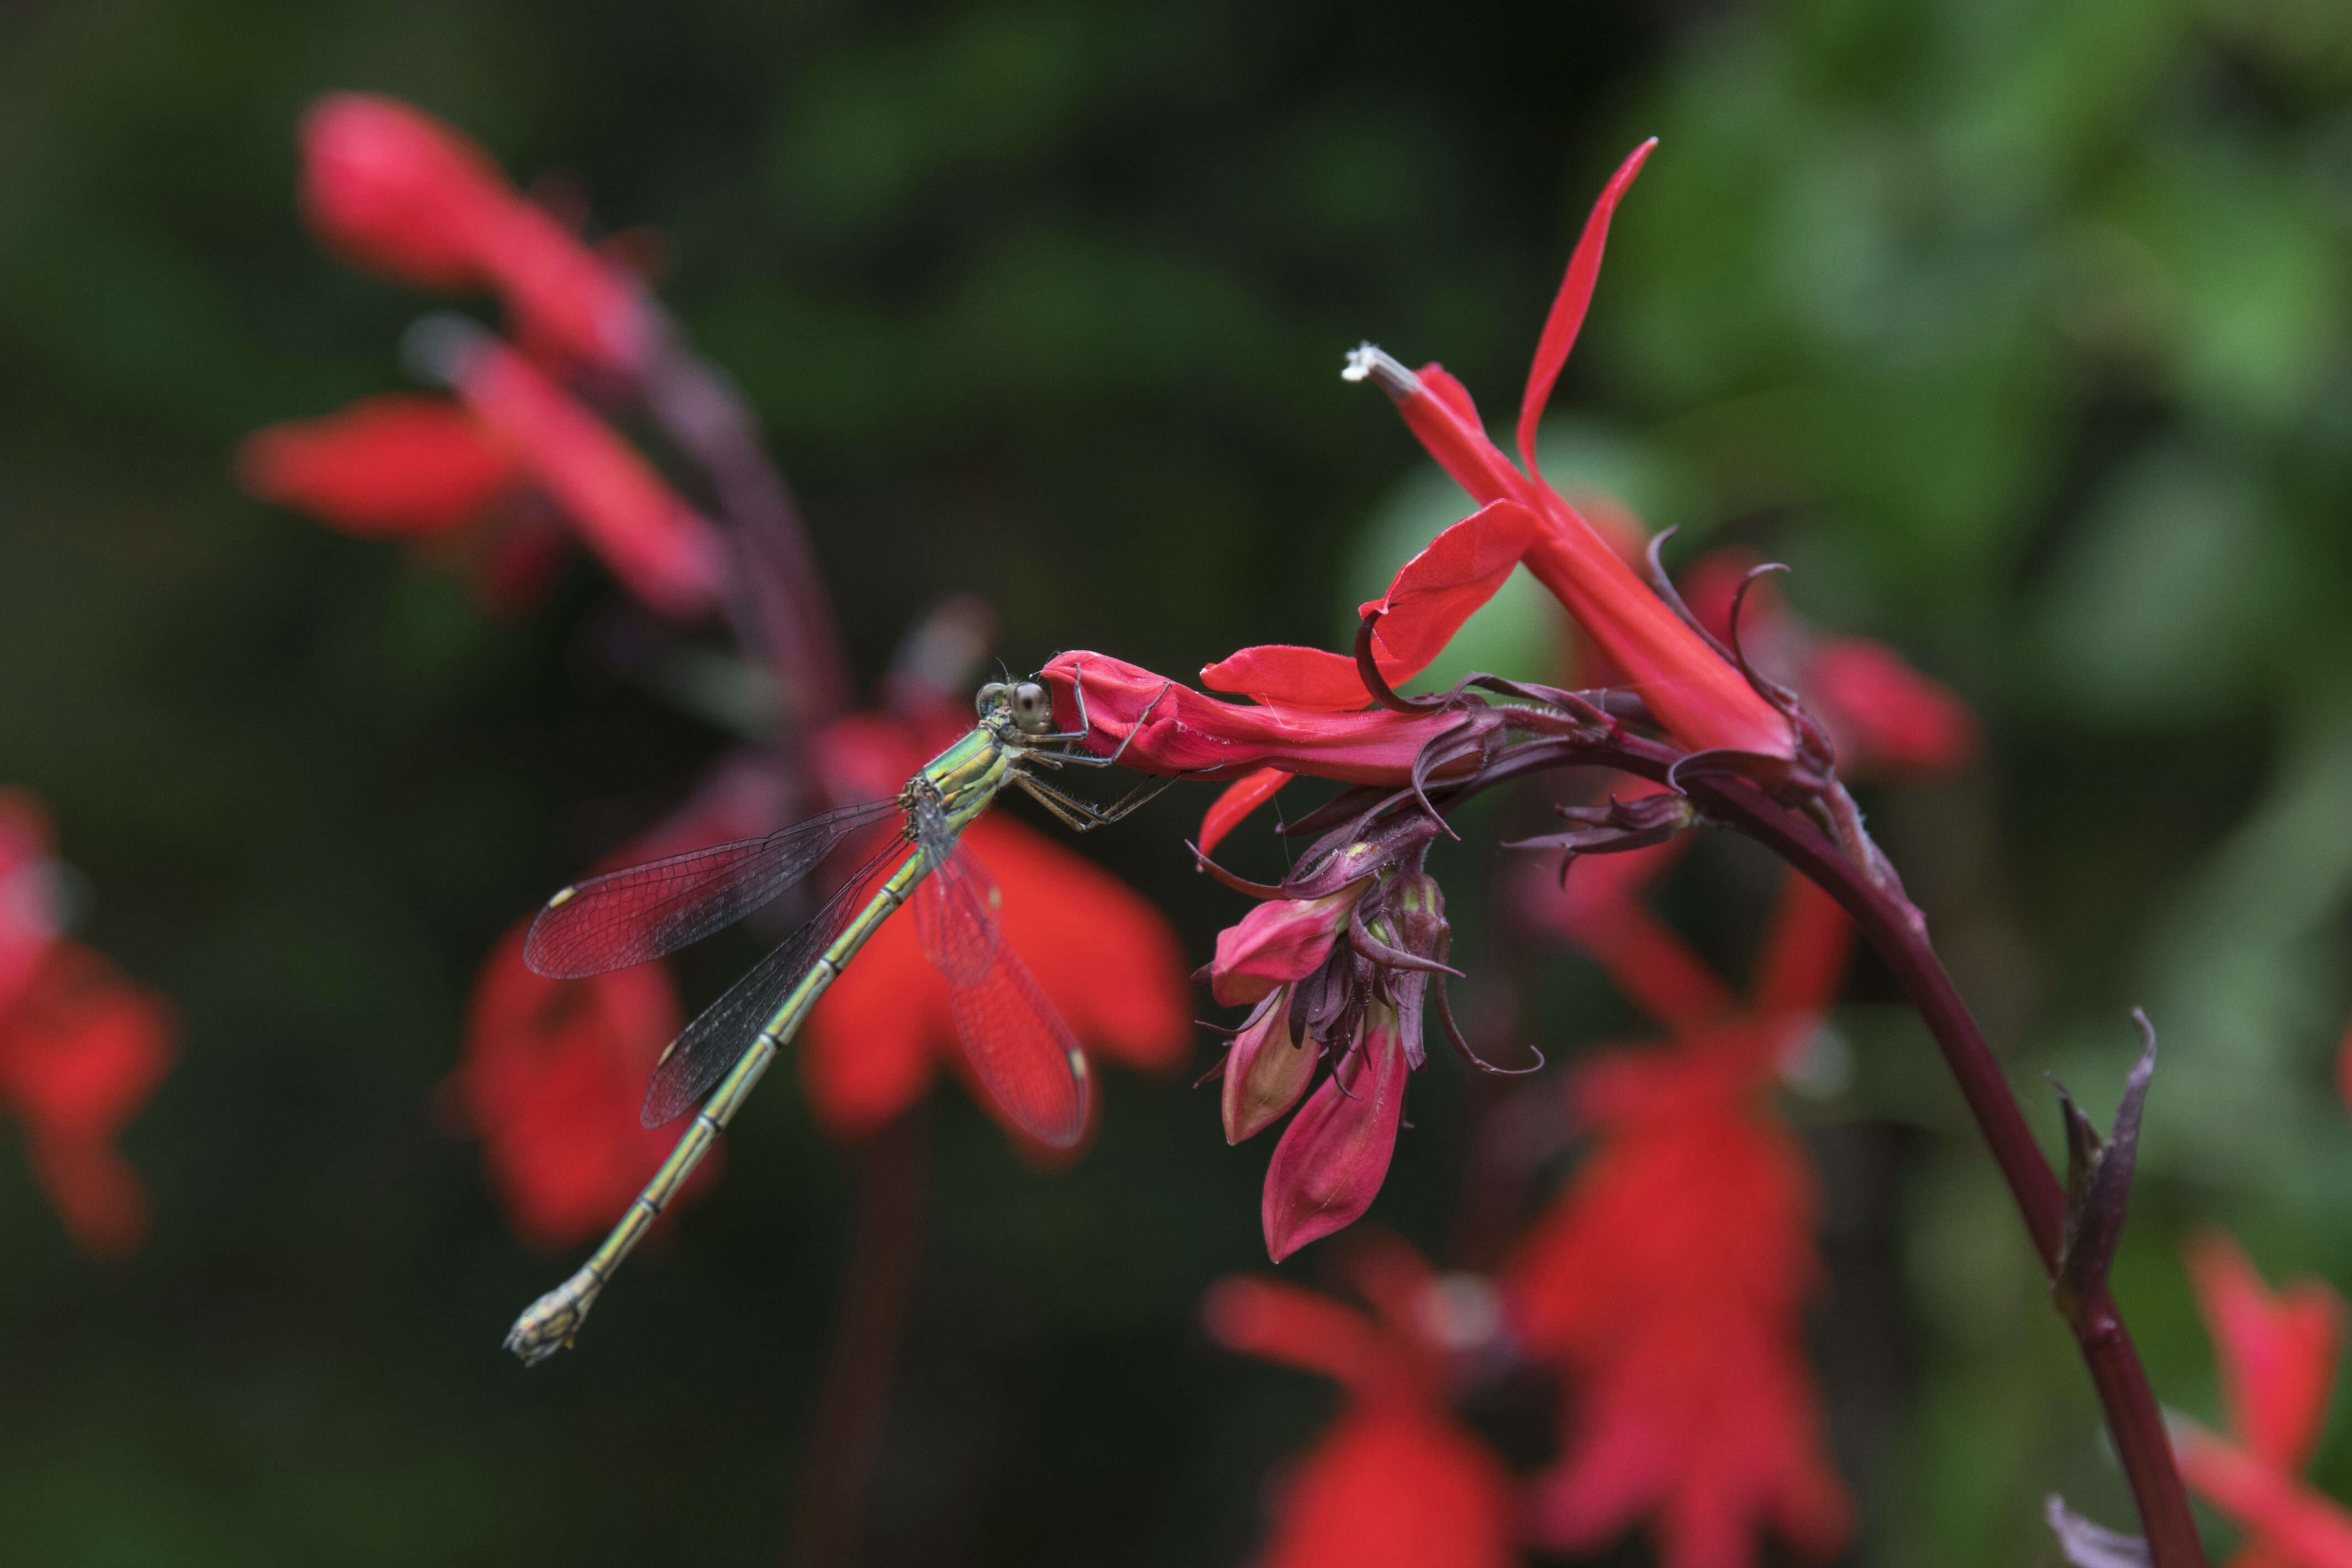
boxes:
[1501,870,1856,1568]
[799,708,1192,1148]
[1343,142,1794,766]
[300,92,654,375]
[2169,1231,2352,1568]
[0,791,177,1258]
[1203,1236,1517,1568]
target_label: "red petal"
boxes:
[0,941,176,1141]
[457,343,723,619]
[1354,498,1540,671]
[2174,1423,2352,1568]
[1200,1276,1380,1387]
[1199,767,1292,857]
[1199,645,1375,712]
[1251,1408,1518,1568]
[238,394,519,539]
[1519,139,1656,484]
[1751,872,1854,1022]
[1396,365,1529,508]
[1262,1017,1408,1261]
[805,812,1191,1141]
[299,93,510,290]
[451,923,714,1251]
[2188,1230,2346,1470]
[1802,637,1979,779]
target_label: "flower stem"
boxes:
[1446,732,2206,1565]
[788,1103,930,1568]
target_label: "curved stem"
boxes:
[788,1103,930,1568]
[1445,732,2206,1565]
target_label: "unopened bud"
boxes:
[1222,994,1319,1144]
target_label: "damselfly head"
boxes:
[976,678,1055,735]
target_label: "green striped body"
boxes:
[503,725,1014,1365]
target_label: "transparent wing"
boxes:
[525,798,902,978]
[916,844,1090,1150]
[639,840,912,1128]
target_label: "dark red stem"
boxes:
[788,1104,930,1568]
[1453,732,2206,1565]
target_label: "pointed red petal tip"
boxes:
[1518,138,1657,483]
[238,394,520,539]
[1199,767,1293,859]
[1262,1017,1408,1262]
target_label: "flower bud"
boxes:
[1223,994,1319,1144]
[1203,882,1371,1007]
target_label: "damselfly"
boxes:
[504,670,1167,1365]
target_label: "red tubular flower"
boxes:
[446,919,716,1251]
[1501,867,1856,1568]
[1344,143,1795,766]
[2170,1231,2352,1568]
[1040,653,1467,784]
[0,791,177,1259]
[236,393,522,539]
[449,335,723,619]
[801,811,1191,1148]
[299,93,652,374]
[1202,1241,1517,1568]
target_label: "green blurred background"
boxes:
[6,0,2352,1562]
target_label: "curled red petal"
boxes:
[455,341,723,619]
[1354,497,1539,672]
[1262,1013,1408,1261]
[1519,140,1656,484]
[238,394,520,539]
[1199,766,1293,858]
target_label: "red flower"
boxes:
[0,791,177,1258]
[299,92,653,375]
[1203,1238,1518,1568]
[1206,884,1372,1007]
[1039,653,1470,784]
[1501,871,1856,1568]
[801,810,1191,1147]
[445,919,716,1251]
[2171,1231,2352,1568]
[445,334,723,620]
[1344,143,1794,765]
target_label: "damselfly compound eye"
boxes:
[1012,681,1054,734]
[975,681,1009,717]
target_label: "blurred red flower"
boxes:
[236,393,522,541]
[801,703,1193,1146]
[445,920,715,1252]
[1501,871,1856,1568]
[0,791,177,1258]
[1203,1237,1517,1568]
[2171,1231,2352,1568]
[299,92,653,375]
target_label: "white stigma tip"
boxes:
[1341,342,1420,398]
[548,886,577,907]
